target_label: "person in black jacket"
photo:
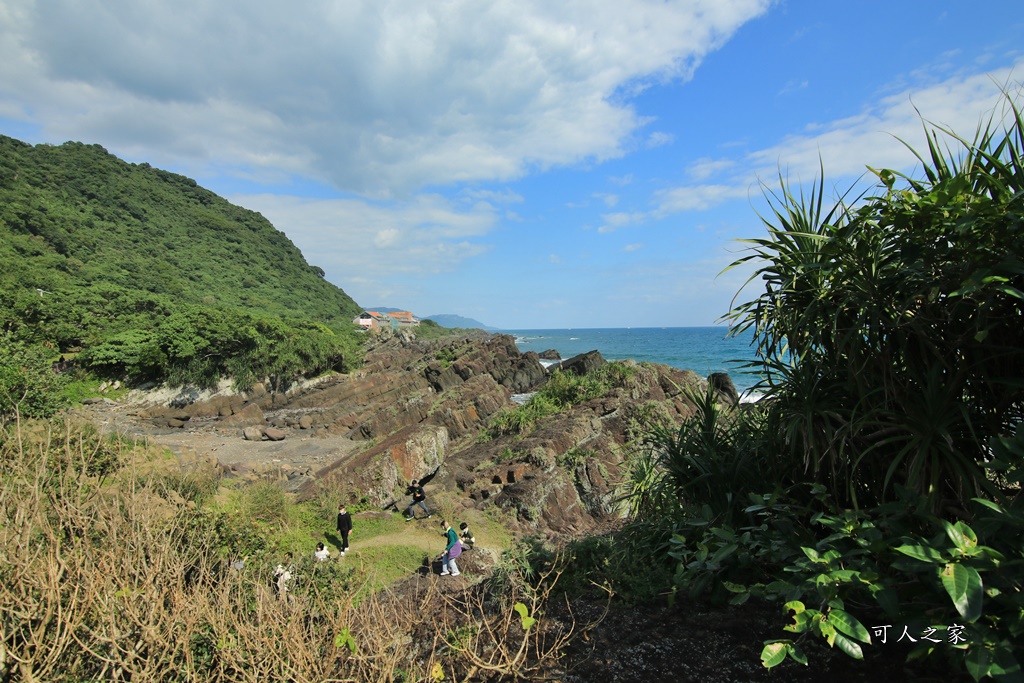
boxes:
[336,504,353,555]
[404,480,431,521]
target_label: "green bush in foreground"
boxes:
[594,93,1024,681]
[0,332,68,419]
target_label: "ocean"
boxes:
[503,326,762,397]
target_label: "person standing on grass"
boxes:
[336,503,352,555]
[274,552,294,601]
[404,479,430,521]
[439,520,461,576]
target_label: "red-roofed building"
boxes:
[353,311,420,331]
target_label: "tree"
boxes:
[726,95,1024,513]
[0,333,69,420]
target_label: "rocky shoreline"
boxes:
[83,332,732,539]
[73,331,923,681]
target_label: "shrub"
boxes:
[0,332,69,419]
[240,480,290,525]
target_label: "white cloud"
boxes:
[646,131,675,148]
[597,211,648,233]
[622,243,644,252]
[651,63,1024,218]
[654,184,749,214]
[230,192,495,303]
[747,65,1024,184]
[686,157,736,181]
[460,188,525,204]
[594,193,620,207]
[0,0,772,197]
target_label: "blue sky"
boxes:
[2,1,1022,328]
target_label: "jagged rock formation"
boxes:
[132,332,727,539]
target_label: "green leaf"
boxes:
[971,497,1004,513]
[940,563,984,622]
[829,609,871,644]
[333,627,356,653]
[728,592,751,606]
[942,520,978,554]
[894,543,946,564]
[964,647,991,682]
[989,649,1023,680]
[783,600,806,614]
[833,632,864,660]
[760,641,789,668]
[819,618,837,646]
[801,547,822,563]
[514,602,536,630]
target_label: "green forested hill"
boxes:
[0,134,363,391]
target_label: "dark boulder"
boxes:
[555,350,606,377]
[709,372,740,406]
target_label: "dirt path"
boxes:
[74,398,362,474]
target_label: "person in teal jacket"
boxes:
[439,520,462,576]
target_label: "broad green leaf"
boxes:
[728,592,751,606]
[788,643,809,666]
[895,543,946,564]
[760,641,789,668]
[942,520,978,554]
[513,602,528,618]
[783,600,806,614]
[833,632,864,660]
[964,647,991,682]
[829,609,871,644]
[989,649,1023,679]
[940,563,984,622]
[819,618,837,646]
[784,609,812,633]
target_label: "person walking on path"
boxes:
[439,520,462,576]
[404,480,431,521]
[336,504,353,555]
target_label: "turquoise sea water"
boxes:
[503,326,761,395]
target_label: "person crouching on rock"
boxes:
[439,520,462,576]
[404,480,430,521]
[459,522,475,550]
[314,542,330,561]
[336,503,352,555]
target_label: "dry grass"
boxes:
[0,416,592,682]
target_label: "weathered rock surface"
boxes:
[710,371,740,406]
[555,350,606,377]
[104,332,737,541]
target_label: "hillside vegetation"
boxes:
[0,134,363,399]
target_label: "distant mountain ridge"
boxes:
[425,314,495,330]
